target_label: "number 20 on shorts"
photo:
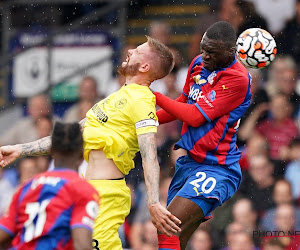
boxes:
[189,171,216,195]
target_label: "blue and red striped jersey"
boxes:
[175,55,251,165]
[0,168,99,250]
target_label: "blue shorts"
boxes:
[167,155,242,220]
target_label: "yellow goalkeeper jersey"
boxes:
[83,83,158,175]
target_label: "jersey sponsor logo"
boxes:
[189,86,214,107]
[92,104,108,123]
[135,119,158,129]
[31,176,61,190]
[114,98,127,109]
[207,71,217,85]
[193,75,207,85]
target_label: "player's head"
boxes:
[118,36,174,81]
[200,21,236,71]
[51,122,83,171]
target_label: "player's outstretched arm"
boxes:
[0,136,51,167]
[138,133,181,236]
[0,118,87,168]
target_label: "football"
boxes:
[236,28,277,69]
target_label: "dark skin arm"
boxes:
[72,227,93,250]
[0,229,13,249]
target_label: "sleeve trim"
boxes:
[135,119,158,129]
[71,224,93,233]
[182,91,188,97]
[0,225,15,237]
[195,103,211,122]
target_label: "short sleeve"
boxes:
[70,182,99,232]
[195,75,249,122]
[131,96,158,136]
[0,187,22,236]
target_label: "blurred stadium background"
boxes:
[0,0,300,249]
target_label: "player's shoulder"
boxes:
[189,55,203,71]
[67,175,98,197]
[29,170,75,189]
[124,84,155,105]
[219,59,250,84]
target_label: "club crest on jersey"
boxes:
[207,71,217,85]
[193,75,207,85]
[207,90,216,102]
[115,98,127,109]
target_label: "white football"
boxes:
[236,28,277,69]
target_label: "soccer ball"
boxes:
[236,28,277,69]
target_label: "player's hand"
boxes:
[148,202,181,237]
[0,145,22,167]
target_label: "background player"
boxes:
[153,21,252,249]
[0,36,181,250]
[0,122,99,250]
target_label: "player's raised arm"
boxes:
[0,118,87,168]
[137,132,181,236]
[0,136,51,167]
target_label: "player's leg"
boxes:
[89,179,131,250]
[166,196,205,249]
[158,196,217,250]
[158,156,242,250]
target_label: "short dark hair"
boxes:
[206,21,236,48]
[51,122,83,154]
[146,35,175,80]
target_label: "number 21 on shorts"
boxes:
[189,171,216,195]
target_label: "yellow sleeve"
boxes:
[131,95,158,135]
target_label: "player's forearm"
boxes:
[18,118,86,157]
[138,133,160,206]
[19,136,51,157]
[156,109,177,124]
[156,92,188,124]
[154,92,206,127]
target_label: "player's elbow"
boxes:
[188,120,201,127]
[188,116,206,127]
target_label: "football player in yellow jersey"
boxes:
[0,36,182,250]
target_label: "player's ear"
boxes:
[229,47,236,56]
[230,46,236,53]
[139,63,150,73]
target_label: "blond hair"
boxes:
[146,35,175,80]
